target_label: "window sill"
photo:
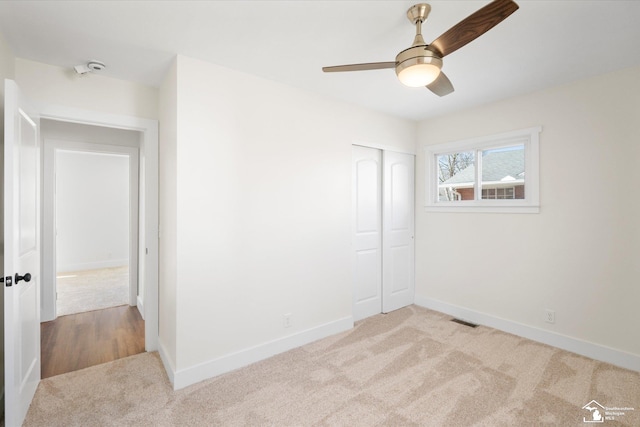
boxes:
[423,204,540,214]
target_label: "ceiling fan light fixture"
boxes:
[395,49,442,87]
[397,61,441,87]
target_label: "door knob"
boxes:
[15,273,31,284]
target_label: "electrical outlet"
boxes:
[545,309,555,324]
[283,313,292,328]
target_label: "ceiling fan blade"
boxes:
[429,0,519,57]
[322,62,396,73]
[426,72,454,97]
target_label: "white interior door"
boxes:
[352,146,382,321]
[382,151,415,313]
[3,79,41,427]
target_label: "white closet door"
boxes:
[352,146,382,321]
[382,151,415,313]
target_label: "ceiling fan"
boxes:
[322,0,519,97]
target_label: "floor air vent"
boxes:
[450,318,479,328]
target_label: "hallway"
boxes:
[41,305,145,378]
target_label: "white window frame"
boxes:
[424,126,541,213]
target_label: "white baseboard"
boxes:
[167,316,353,390]
[157,339,176,386]
[136,295,145,320]
[414,296,640,372]
[58,259,128,273]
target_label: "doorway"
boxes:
[40,120,146,376]
[352,145,415,322]
[54,149,133,316]
[38,106,159,351]
[41,120,140,321]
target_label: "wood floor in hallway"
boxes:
[41,305,145,378]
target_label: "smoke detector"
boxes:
[74,60,106,75]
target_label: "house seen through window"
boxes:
[437,145,525,201]
[425,127,540,213]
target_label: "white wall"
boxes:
[415,65,640,364]
[158,55,416,386]
[15,58,158,120]
[158,59,178,369]
[55,151,129,272]
[41,119,142,148]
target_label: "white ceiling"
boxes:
[0,1,639,121]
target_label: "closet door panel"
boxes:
[352,146,382,321]
[382,151,415,313]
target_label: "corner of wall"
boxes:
[157,339,176,387]
[157,55,178,369]
[0,28,16,83]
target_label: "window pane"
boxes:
[437,151,475,201]
[480,145,525,200]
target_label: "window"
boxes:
[425,126,541,213]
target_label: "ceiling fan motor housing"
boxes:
[396,46,442,71]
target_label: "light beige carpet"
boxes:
[56,266,129,316]
[24,306,639,426]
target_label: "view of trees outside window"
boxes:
[437,151,474,201]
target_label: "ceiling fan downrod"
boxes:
[407,3,431,47]
[412,19,427,47]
